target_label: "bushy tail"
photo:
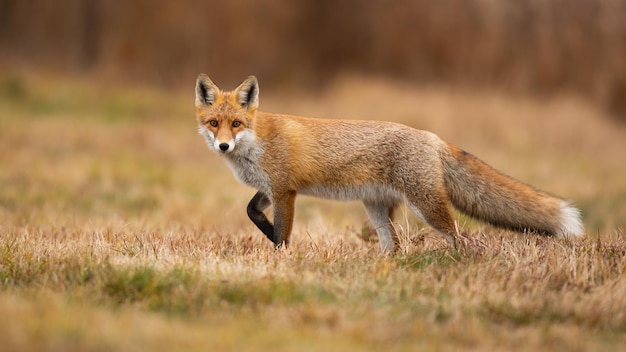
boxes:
[440,143,583,238]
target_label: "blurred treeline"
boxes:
[1,0,625,118]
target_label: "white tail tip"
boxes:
[557,201,584,238]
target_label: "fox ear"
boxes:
[234,75,259,111]
[195,74,219,107]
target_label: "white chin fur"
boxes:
[235,129,256,143]
[213,139,234,153]
[557,201,584,238]
[198,126,215,148]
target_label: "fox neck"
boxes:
[221,130,271,194]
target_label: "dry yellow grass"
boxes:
[1,72,625,351]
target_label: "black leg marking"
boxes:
[246,191,275,243]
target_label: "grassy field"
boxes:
[1,72,625,351]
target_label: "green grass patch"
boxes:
[396,248,462,271]
[1,247,338,318]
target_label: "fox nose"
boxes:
[219,143,230,151]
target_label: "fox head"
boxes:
[195,74,259,154]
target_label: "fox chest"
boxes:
[225,155,271,194]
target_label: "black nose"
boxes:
[219,143,230,151]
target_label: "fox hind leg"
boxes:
[363,202,400,253]
[405,192,458,248]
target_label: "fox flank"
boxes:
[195,74,584,252]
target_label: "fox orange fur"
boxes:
[195,74,584,251]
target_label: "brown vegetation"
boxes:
[1,72,625,350]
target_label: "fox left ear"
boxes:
[234,75,259,111]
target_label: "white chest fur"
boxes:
[223,131,271,195]
[225,154,270,193]
[199,125,271,194]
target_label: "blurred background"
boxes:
[1,0,626,120]
[1,4,625,349]
[0,0,625,232]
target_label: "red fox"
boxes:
[195,74,584,251]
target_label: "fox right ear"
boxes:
[195,74,219,107]
[234,75,259,111]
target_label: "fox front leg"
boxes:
[247,191,274,243]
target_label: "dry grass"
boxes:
[1,72,625,351]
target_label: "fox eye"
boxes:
[232,121,241,128]
[209,120,218,127]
